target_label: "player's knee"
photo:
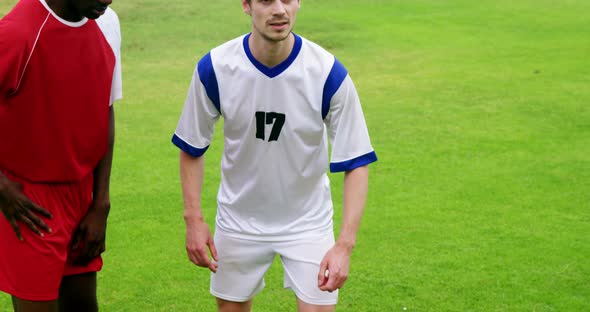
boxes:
[58,295,98,312]
[58,273,98,312]
[216,297,252,312]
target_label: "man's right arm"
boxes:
[0,22,53,240]
[0,172,52,240]
[180,150,218,272]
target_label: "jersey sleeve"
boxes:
[108,11,122,104]
[96,8,122,105]
[172,53,221,157]
[324,60,377,172]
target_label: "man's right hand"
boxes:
[185,218,218,272]
[0,174,52,240]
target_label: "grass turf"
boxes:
[1,0,589,310]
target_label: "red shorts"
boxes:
[0,171,103,301]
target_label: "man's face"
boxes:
[70,0,112,19]
[243,0,301,43]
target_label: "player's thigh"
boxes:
[58,272,97,312]
[211,231,275,302]
[278,233,338,306]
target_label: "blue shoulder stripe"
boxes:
[198,52,221,114]
[172,134,209,157]
[322,58,348,119]
[330,151,378,172]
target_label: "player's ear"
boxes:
[242,0,252,16]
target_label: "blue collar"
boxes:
[243,33,302,78]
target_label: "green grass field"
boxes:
[2,0,589,311]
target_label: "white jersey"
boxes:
[174,33,377,241]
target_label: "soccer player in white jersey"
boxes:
[173,0,377,311]
[0,0,122,311]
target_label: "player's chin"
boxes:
[84,8,106,19]
[267,32,291,43]
[84,13,100,19]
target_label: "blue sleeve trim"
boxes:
[197,52,221,114]
[322,58,348,119]
[172,134,209,157]
[330,151,377,172]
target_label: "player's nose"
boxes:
[270,1,287,15]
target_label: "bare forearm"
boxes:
[92,106,115,212]
[336,165,369,252]
[179,151,205,224]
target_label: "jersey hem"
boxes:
[214,223,334,242]
[0,284,58,301]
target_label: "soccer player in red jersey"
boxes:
[0,0,122,310]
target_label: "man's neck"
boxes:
[45,0,83,22]
[248,32,294,68]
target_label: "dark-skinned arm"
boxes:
[0,172,53,240]
[71,105,114,264]
[0,33,53,240]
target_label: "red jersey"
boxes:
[0,0,116,182]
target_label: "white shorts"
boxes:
[210,230,338,305]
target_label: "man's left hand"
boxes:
[70,201,110,265]
[318,242,352,292]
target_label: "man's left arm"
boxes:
[320,61,376,291]
[318,164,369,292]
[71,105,115,264]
